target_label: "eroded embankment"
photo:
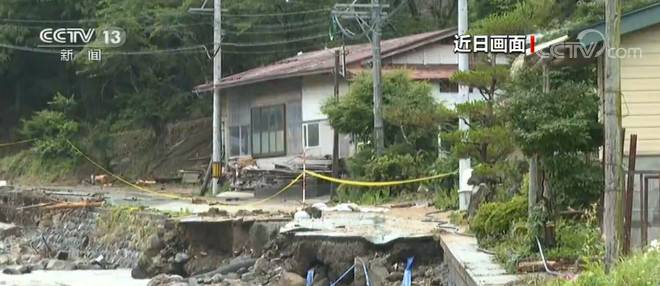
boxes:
[138,210,450,286]
[0,188,451,286]
[0,187,166,273]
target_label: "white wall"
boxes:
[429,81,482,108]
[301,74,353,159]
[301,74,350,121]
[386,44,458,65]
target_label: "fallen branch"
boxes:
[17,202,56,210]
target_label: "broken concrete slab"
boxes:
[280,212,436,245]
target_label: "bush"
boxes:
[548,246,660,286]
[336,149,432,204]
[547,219,603,261]
[20,110,79,158]
[434,188,459,211]
[19,94,80,158]
[470,195,527,246]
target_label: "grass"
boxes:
[545,244,660,286]
[0,150,78,184]
[95,205,161,251]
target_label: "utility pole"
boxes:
[212,0,223,195]
[457,0,472,211]
[603,0,622,271]
[332,2,387,156]
[332,49,341,199]
[371,0,384,155]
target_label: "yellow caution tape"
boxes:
[66,140,187,200]
[243,173,304,206]
[303,169,456,187]
[0,139,35,148]
[66,138,456,205]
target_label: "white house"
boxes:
[194,28,479,169]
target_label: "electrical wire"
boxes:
[221,33,329,47]
[0,30,333,55]
[223,18,330,30]
[223,8,331,17]
[0,7,332,24]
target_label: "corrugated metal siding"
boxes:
[621,23,660,155]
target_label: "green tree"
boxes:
[445,60,514,193]
[322,71,453,202]
[19,94,80,158]
[504,67,603,242]
[323,70,451,153]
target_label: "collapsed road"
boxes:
[0,184,517,286]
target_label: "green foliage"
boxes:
[336,150,427,204]
[547,247,660,286]
[19,95,80,158]
[449,211,468,226]
[547,219,604,261]
[323,70,451,151]
[96,206,160,251]
[493,226,535,272]
[0,150,77,183]
[470,0,555,35]
[470,195,527,246]
[545,154,603,209]
[434,188,459,211]
[504,72,602,156]
[446,58,514,189]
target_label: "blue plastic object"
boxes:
[401,257,414,286]
[306,268,315,286]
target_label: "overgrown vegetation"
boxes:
[96,206,161,251]
[546,242,660,286]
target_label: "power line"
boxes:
[221,33,329,47]
[223,8,331,17]
[0,30,332,55]
[0,7,332,24]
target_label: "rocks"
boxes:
[2,265,31,275]
[55,250,69,260]
[253,257,270,275]
[279,271,306,286]
[354,256,388,286]
[147,274,188,286]
[0,222,20,239]
[174,252,190,264]
[211,273,224,283]
[293,211,310,220]
[46,259,76,270]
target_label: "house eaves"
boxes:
[193,28,458,93]
[578,1,660,47]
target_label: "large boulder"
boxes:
[46,259,76,271]
[279,271,305,286]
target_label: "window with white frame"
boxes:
[302,122,320,148]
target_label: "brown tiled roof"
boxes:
[194,28,457,92]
